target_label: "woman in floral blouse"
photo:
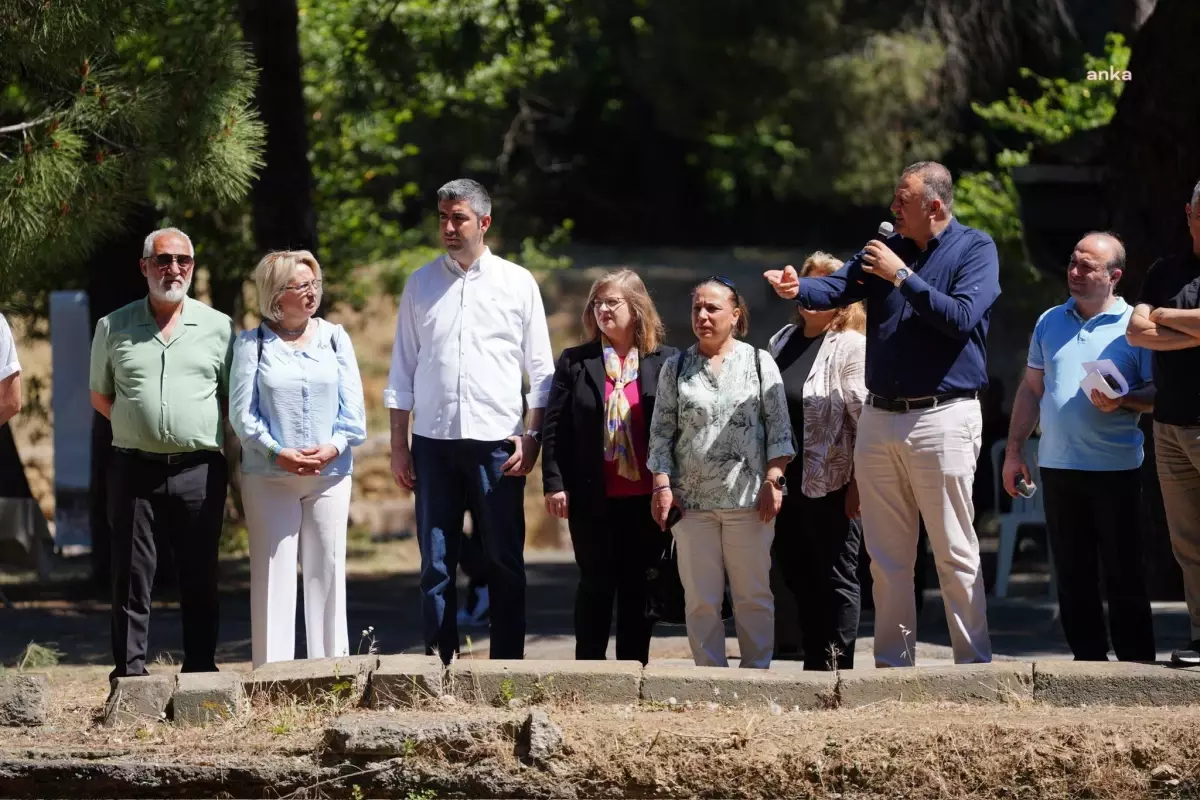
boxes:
[767,252,867,671]
[648,277,795,668]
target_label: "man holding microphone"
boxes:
[765,161,1000,667]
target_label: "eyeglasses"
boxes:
[592,297,626,311]
[284,280,323,294]
[149,253,194,271]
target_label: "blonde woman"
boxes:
[767,252,867,670]
[541,269,677,663]
[648,277,795,668]
[229,251,366,667]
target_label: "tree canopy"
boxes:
[0,0,264,310]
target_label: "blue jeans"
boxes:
[411,435,527,663]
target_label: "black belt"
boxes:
[113,447,214,466]
[866,390,979,413]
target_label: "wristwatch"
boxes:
[767,474,788,496]
[524,429,542,444]
[894,267,912,287]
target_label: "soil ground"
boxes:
[2,663,1200,799]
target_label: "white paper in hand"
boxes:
[1080,359,1128,401]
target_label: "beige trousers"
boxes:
[673,508,776,668]
[854,399,991,667]
[1154,423,1200,640]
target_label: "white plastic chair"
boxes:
[990,438,1054,598]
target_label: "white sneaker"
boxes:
[1171,643,1200,666]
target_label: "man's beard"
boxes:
[149,274,192,303]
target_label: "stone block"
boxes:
[837,662,1033,707]
[244,656,376,703]
[324,710,514,756]
[170,672,245,725]
[448,659,641,705]
[516,709,564,764]
[641,664,837,710]
[0,674,49,726]
[1033,661,1200,706]
[104,675,173,727]
[364,655,444,708]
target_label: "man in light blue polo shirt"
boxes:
[1004,232,1156,662]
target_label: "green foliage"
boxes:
[298,0,949,269]
[954,33,1130,309]
[497,677,516,706]
[970,33,1129,146]
[0,0,264,306]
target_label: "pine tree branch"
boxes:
[0,115,54,135]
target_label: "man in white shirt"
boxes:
[385,179,554,663]
[0,312,22,426]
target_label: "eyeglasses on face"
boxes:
[149,253,195,270]
[284,279,323,293]
[592,297,626,311]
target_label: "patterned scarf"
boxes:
[602,336,641,481]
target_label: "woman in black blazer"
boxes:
[542,269,677,664]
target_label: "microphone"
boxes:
[857,221,895,283]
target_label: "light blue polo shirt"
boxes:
[1028,297,1153,471]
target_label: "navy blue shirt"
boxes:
[796,218,1001,398]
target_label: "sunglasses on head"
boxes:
[704,275,739,302]
[149,253,194,269]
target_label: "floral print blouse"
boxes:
[647,340,796,511]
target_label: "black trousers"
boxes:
[569,494,670,664]
[1041,467,1155,661]
[108,450,227,680]
[773,483,862,670]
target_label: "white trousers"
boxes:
[673,508,776,668]
[243,473,352,668]
[854,399,991,667]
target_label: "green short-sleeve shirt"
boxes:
[89,296,234,454]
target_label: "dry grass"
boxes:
[4,667,1200,799]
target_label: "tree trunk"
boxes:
[239,0,317,254]
[1105,0,1200,295]
[87,205,161,589]
[1105,0,1200,600]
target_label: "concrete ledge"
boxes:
[1033,661,1200,706]
[171,672,245,725]
[838,662,1033,707]
[448,660,642,705]
[0,674,48,727]
[244,656,377,702]
[104,676,173,727]
[641,665,837,710]
[364,655,444,708]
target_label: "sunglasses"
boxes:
[148,253,195,270]
[704,275,740,302]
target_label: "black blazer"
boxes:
[541,341,678,512]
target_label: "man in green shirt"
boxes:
[89,227,234,680]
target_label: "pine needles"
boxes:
[0,0,264,305]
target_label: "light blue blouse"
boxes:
[229,319,367,476]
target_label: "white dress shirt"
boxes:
[0,313,20,382]
[383,248,554,441]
